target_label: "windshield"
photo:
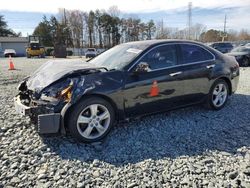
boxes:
[89,43,149,70]
[87,49,95,52]
[231,47,250,52]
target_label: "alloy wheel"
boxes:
[76,104,111,139]
[212,83,228,107]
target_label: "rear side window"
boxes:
[179,44,214,64]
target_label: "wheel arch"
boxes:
[215,76,232,95]
[81,93,119,117]
[62,93,120,132]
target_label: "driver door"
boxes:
[123,44,185,117]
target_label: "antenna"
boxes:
[188,2,192,40]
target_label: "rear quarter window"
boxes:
[179,44,214,64]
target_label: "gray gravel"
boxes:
[0,57,250,187]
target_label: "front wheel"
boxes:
[206,79,229,110]
[26,53,31,58]
[40,53,45,58]
[67,97,115,142]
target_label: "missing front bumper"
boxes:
[14,96,31,115]
[14,96,61,134]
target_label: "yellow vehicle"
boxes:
[26,36,45,58]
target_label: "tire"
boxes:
[67,97,115,142]
[205,79,229,110]
[40,53,45,58]
[241,57,249,67]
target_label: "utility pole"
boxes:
[221,14,227,42]
[188,2,192,40]
[63,8,67,25]
[161,19,164,38]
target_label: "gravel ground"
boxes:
[0,57,250,188]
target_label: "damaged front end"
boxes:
[15,77,76,134]
[14,60,106,135]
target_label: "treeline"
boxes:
[200,29,250,42]
[33,6,250,47]
[0,15,21,37]
[155,21,250,42]
[33,6,156,48]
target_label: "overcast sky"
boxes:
[1,0,250,35]
[1,0,250,13]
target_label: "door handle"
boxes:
[169,71,182,77]
[206,64,215,69]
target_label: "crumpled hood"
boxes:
[26,59,101,92]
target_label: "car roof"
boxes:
[126,39,202,44]
[211,42,232,44]
[4,49,16,51]
[125,39,205,46]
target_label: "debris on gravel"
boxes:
[0,58,250,187]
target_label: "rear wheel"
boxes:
[206,79,229,110]
[67,97,115,142]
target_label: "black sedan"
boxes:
[14,40,240,142]
[227,46,250,67]
[210,42,233,53]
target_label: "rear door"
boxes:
[175,43,216,104]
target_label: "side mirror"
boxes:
[134,62,150,74]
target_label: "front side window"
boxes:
[180,44,214,64]
[137,45,177,70]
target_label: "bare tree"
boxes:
[156,21,173,39]
[67,10,84,48]
[191,23,206,40]
[39,7,158,49]
[88,11,96,47]
[108,5,121,17]
[238,29,250,40]
[227,29,238,41]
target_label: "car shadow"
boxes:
[43,93,250,166]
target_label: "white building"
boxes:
[0,37,28,57]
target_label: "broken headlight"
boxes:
[40,79,74,103]
[58,85,73,102]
